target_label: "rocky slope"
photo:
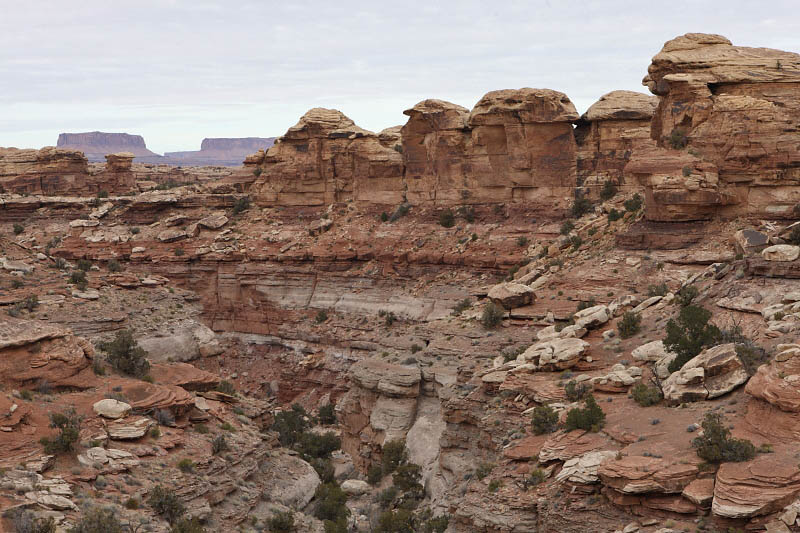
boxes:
[0,32,799,533]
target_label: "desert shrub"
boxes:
[379,309,397,326]
[296,431,341,461]
[474,462,494,480]
[170,518,206,533]
[618,311,641,339]
[99,329,150,378]
[531,405,559,435]
[682,165,692,177]
[177,458,195,473]
[389,203,410,222]
[631,383,662,407]
[313,482,349,523]
[569,235,583,251]
[452,298,471,315]
[528,468,547,486]
[438,209,455,228]
[76,259,92,271]
[232,196,251,215]
[378,486,399,509]
[13,223,24,235]
[315,309,329,323]
[216,380,236,395]
[571,196,593,218]
[11,510,56,533]
[380,211,389,222]
[607,208,623,222]
[393,463,424,500]
[125,497,140,509]
[376,509,414,533]
[107,259,122,272]
[422,515,449,533]
[382,439,408,475]
[488,479,501,492]
[211,434,228,455]
[70,269,87,285]
[675,285,699,307]
[735,342,770,376]
[576,297,597,312]
[692,412,755,463]
[130,226,140,234]
[600,180,618,201]
[368,464,384,484]
[174,247,185,256]
[67,507,124,533]
[267,510,295,532]
[155,408,175,427]
[668,127,689,149]
[647,283,668,297]
[787,224,800,245]
[564,395,605,432]
[516,236,529,247]
[148,485,185,524]
[624,193,643,212]
[271,404,309,446]
[457,205,475,222]
[560,220,575,235]
[318,403,336,425]
[564,380,589,402]
[40,409,81,455]
[481,302,504,329]
[665,305,721,373]
[252,167,263,177]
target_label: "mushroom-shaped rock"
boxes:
[469,88,579,125]
[580,90,657,122]
[662,344,749,403]
[92,399,132,419]
[487,282,535,309]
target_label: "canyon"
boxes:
[0,32,799,533]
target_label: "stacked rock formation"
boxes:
[626,33,800,221]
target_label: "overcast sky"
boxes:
[2,1,799,154]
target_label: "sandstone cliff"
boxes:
[626,33,800,221]
[57,132,162,163]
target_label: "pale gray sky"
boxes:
[2,0,799,154]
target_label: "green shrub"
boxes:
[675,285,699,307]
[13,223,24,235]
[177,458,195,473]
[623,193,643,212]
[77,259,92,271]
[647,283,668,297]
[438,209,455,228]
[232,196,251,215]
[379,309,397,326]
[315,309,329,323]
[785,224,800,245]
[474,462,494,480]
[618,311,641,339]
[170,518,206,533]
[516,236,529,247]
[481,302,504,329]
[665,305,721,373]
[607,208,623,222]
[380,212,389,222]
[631,383,662,407]
[313,483,349,523]
[69,269,87,287]
[393,463,423,499]
[125,497,140,510]
[564,395,605,432]
[570,235,582,251]
[571,196,593,218]
[296,431,341,461]
[211,434,228,455]
[382,439,408,475]
[451,298,471,315]
[368,464,384,484]
[99,329,150,378]
[67,507,124,533]
[271,404,309,446]
[389,203,410,222]
[735,342,770,376]
[318,403,336,425]
[600,180,618,201]
[131,226,140,234]
[528,468,547,486]
[11,278,24,289]
[267,510,295,532]
[107,259,122,272]
[422,515,449,533]
[11,510,56,533]
[216,380,236,395]
[560,220,575,235]
[378,486,398,509]
[692,412,755,463]
[487,479,502,492]
[376,509,414,533]
[40,409,81,455]
[531,405,559,435]
[668,127,689,149]
[148,485,185,524]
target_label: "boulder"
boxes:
[158,228,189,243]
[682,478,714,507]
[763,245,800,262]
[662,344,749,402]
[107,417,155,440]
[487,282,536,309]
[555,450,617,484]
[92,399,132,419]
[341,479,371,496]
[573,304,610,329]
[519,337,590,370]
[746,344,800,412]
[197,213,229,229]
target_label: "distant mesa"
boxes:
[164,137,276,166]
[57,132,161,163]
[57,132,276,167]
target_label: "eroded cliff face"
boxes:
[627,33,800,221]
[57,131,161,162]
[0,147,136,195]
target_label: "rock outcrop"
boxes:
[746,344,800,411]
[626,33,800,221]
[661,343,749,403]
[575,90,658,193]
